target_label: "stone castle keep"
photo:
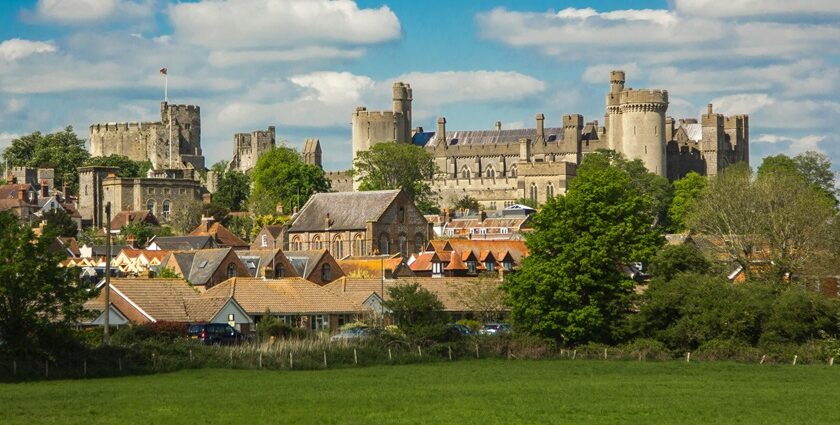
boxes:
[350,71,749,207]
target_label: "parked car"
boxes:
[479,323,511,335]
[330,327,372,342]
[188,323,246,345]
[449,323,474,336]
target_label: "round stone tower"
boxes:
[619,88,668,176]
[605,70,625,153]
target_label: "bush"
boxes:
[759,287,840,347]
[693,339,763,362]
[618,338,673,361]
[111,322,187,344]
[456,319,482,333]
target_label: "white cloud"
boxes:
[32,0,153,24]
[0,38,57,61]
[290,71,375,104]
[755,134,827,155]
[0,132,19,151]
[673,0,840,17]
[209,47,365,67]
[169,0,400,50]
[391,71,545,105]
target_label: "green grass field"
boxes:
[2,359,839,424]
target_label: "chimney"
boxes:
[202,193,212,204]
[707,103,713,115]
[126,234,137,249]
[40,180,48,198]
[200,215,215,231]
[478,210,486,223]
[17,188,26,201]
[325,213,331,230]
[436,117,447,145]
[495,121,502,131]
[292,206,298,215]
[10,175,17,184]
[276,203,285,215]
[536,113,545,143]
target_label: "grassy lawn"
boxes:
[1,359,839,424]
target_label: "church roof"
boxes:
[679,123,702,142]
[415,128,565,148]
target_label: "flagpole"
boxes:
[164,73,168,103]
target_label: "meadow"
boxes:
[1,359,838,424]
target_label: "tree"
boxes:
[757,152,838,204]
[227,215,254,241]
[249,147,331,215]
[667,172,706,232]
[120,222,157,247]
[449,275,507,323]
[250,214,290,239]
[155,267,182,279]
[353,142,440,214]
[214,170,250,211]
[686,163,839,281]
[84,154,152,178]
[3,127,90,194]
[201,202,230,223]
[0,212,95,352]
[169,200,202,234]
[504,155,663,345]
[451,195,480,213]
[647,244,713,281]
[384,282,447,332]
[41,208,78,237]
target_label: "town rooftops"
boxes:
[288,190,402,232]
[189,220,249,249]
[415,128,565,148]
[147,235,216,251]
[111,210,159,229]
[204,277,362,315]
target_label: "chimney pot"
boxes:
[495,121,502,131]
[707,103,713,115]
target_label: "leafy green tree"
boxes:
[120,222,157,247]
[214,170,250,211]
[169,200,202,234]
[201,202,230,224]
[504,155,663,345]
[514,197,538,209]
[353,142,440,214]
[227,215,254,241]
[84,154,152,178]
[757,154,798,179]
[249,147,331,215]
[250,214,289,239]
[384,283,448,333]
[647,244,713,281]
[451,195,481,213]
[2,127,90,194]
[42,208,78,237]
[0,211,95,352]
[758,152,838,204]
[155,267,182,279]
[667,172,706,231]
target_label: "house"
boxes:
[83,278,253,331]
[0,183,39,220]
[408,240,528,277]
[159,247,250,288]
[251,225,285,250]
[441,211,531,240]
[146,235,217,251]
[285,189,431,258]
[235,249,299,279]
[338,255,415,279]
[203,277,367,331]
[189,217,249,250]
[112,248,169,275]
[110,210,160,230]
[283,249,344,285]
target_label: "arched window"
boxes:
[321,263,331,282]
[484,165,495,178]
[398,233,407,257]
[378,233,390,255]
[353,234,364,256]
[460,166,471,180]
[530,184,537,205]
[546,183,555,199]
[312,235,322,250]
[226,263,237,279]
[292,236,302,251]
[146,199,156,214]
[413,232,425,254]
[333,235,343,259]
[162,199,171,220]
[275,263,284,278]
[399,206,406,223]
[261,234,269,248]
[509,165,517,178]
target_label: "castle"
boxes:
[349,71,749,207]
[227,126,276,173]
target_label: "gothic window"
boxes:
[490,201,497,210]
[321,263,331,282]
[333,235,343,259]
[509,165,517,178]
[484,165,495,179]
[378,233,390,255]
[460,166,471,179]
[291,236,302,251]
[353,234,364,256]
[162,199,171,220]
[226,263,237,279]
[546,183,555,199]
[312,235,322,250]
[398,233,407,257]
[530,184,537,205]
[146,199,156,214]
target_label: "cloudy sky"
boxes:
[1,0,839,172]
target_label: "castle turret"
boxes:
[562,114,583,146]
[303,138,322,169]
[392,82,412,143]
[702,103,724,176]
[605,70,625,152]
[436,117,447,146]
[619,88,668,176]
[535,113,545,144]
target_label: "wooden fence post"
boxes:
[83,359,87,377]
[572,350,577,360]
[604,348,608,360]
[760,355,766,364]
[189,349,193,362]
[475,344,480,359]
[686,352,691,363]
[354,349,358,365]
[448,346,453,361]
[323,351,327,368]
[792,355,798,365]
[259,352,263,369]
[830,357,835,366]
[289,352,294,369]
[388,348,392,361]
[417,346,422,357]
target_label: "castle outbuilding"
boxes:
[349,71,750,209]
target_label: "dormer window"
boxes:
[467,260,477,274]
[432,261,443,276]
[485,261,495,272]
[503,259,514,271]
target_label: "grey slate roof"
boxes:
[288,190,401,232]
[284,250,327,279]
[162,248,235,286]
[416,128,565,148]
[150,235,216,251]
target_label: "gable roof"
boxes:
[416,128,565,148]
[103,278,200,322]
[203,277,362,314]
[288,190,402,232]
[162,247,241,286]
[148,235,216,251]
[337,256,412,278]
[190,221,249,248]
[325,277,496,312]
[283,249,329,279]
[111,210,159,229]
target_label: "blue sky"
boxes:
[1,0,839,172]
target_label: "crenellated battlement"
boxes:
[352,109,403,120]
[619,89,669,105]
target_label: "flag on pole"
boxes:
[159,67,167,75]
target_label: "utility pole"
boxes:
[103,202,112,345]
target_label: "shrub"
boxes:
[456,319,482,333]
[693,339,763,362]
[111,322,187,344]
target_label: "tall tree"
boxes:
[169,200,203,234]
[448,275,507,323]
[84,154,152,178]
[667,172,707,232]
[504,156,663,344]
[3,127,90,194]
[353,142,440,214]
[214,170,250,211]
[687,163,839,281]
[0,212,95,352]
[757,152,838,204]
[384,282,447,332]
[249,147,330,215]
[42,208,78,238]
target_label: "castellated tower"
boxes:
[89,102,204,170]
[227,126,276,173]
[605,71,669,176]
